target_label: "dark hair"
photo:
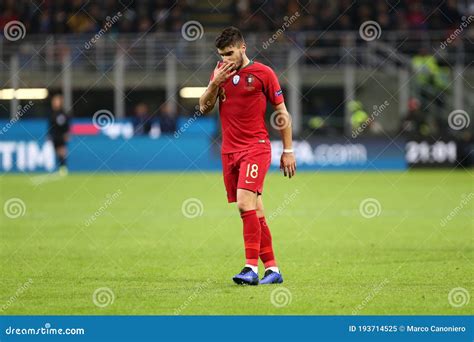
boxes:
[215,27,244,49]
[50,92,63,99]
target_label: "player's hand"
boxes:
[280,152,296,178]
[211,61,236,86]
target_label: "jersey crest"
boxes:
[232,75,240,85]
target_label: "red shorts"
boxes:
[221,147,271,203]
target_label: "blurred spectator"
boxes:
[406,2,427,30]
[132,102,152,135]
[410,48,451,136]
[159,102,178,134]
[67,0,95,33]
[402,97,428,136]
[411,47,449,104]
[0,1,19,30]
[441,0,462,29]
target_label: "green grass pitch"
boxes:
[0,170,472,315]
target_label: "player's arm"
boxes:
[274,101,296,178]
[199,81,219,114]
[199,62,236,114]
[199,62,235,113]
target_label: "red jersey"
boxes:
[210,61,284,153]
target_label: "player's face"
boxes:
[51,95,63,111]
[217,43,245,70]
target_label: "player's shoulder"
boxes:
[249,61,276,80]
[251,61,275,73]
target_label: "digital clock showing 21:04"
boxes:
[406,141,457,165]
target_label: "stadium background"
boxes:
[0,0,472,315]
[0,0,472,172]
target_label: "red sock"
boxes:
[240,210,260,266]
[259,216,277,268]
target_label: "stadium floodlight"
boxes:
[0,88,49,100]
[179,87,207,98]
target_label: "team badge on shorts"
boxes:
[232,75,240,85]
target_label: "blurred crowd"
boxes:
[235,0,471,32]
[0,0,471,144]
[0,0,472,34]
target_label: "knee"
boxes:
[236,192,257,213]
[237,199,256,213]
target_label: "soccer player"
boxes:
[48,93,70,176]
[199,27,296,285]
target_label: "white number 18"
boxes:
[246,163,259,178]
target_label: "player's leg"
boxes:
[222,153,238,204]
[222,152,259,285]
[256,195,276,269]
[232,147,273,285]
[257,195,283,284]
[236,188,258,213]
[237,189,259,268]
[232,188,260,285]
[56,145,67,166]
[54,140,68,176]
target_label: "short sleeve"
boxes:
[265,68,284,106]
